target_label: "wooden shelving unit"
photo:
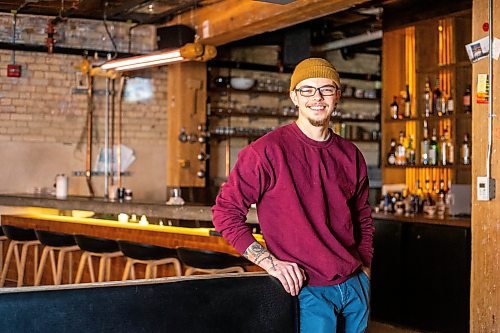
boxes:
[381,11,472,192]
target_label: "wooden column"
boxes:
[471,0,500,331]
[166,62,207,187]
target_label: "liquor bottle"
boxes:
[390,96,399,120]
[433,78,442,116]
[440,127,453,165]
[424,78,432,117]
[387,139,397,165]
[447,89,455,114]
[396,131,407,165]
[421,120,430,165]
[439,91,447,117]
[404,84,411,118]
[463,84,472,113]
[406,134,416,165]
[429,127,439,166]
[461,133,471,165]
[447,127,454,165]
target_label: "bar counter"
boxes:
[372,212,471,228]
[0,193,258,223]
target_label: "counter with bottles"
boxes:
[372,211,470,228]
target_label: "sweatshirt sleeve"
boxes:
[212,146,272,254]
[351,150,375,268]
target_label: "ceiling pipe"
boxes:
[311,30,383,53]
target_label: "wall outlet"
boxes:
[477,176,496,201]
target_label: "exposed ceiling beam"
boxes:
[167,0,370,46]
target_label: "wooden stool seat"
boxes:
[118,240,182,280]
[0,225,40,287]
[74,235,122,283]
[34,230,80,286]
[176,247,248,276]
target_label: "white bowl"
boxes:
[230,77,255,90]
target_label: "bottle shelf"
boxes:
[211,131,380,143]
[384,164,470,169]
[385,113,471,123]
[208,107,297,119]
[209,87,288,97]
[72,171,132,177]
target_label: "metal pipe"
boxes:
[116,76,125,188]
[110,78,115,187]
[486,0,494,180]
[311,30,383,53]
[85,71,95,197]
[11,10,16,64]
[104,76,110,198]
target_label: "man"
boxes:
[212,57,374,332]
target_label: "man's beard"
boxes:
[307,117,329,127]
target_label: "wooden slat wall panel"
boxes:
[166,62,207,187]
[382,29,406,185]
[470,0,500,331]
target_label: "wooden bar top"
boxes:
[0,213,264,255]
[372,211,471,228]
[0,193,259,224]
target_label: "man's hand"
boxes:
[361,266,371,279]
[244,242,306,296]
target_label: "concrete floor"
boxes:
[367,321,424,333]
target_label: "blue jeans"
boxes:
[298,271,370,333]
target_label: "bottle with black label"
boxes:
[404,84,411,118]
[421,120,430,165]
[461,133,471,165]
[387,139,397,165]
[424,78,432,117]
[429,128,439,166]
[390,96,399,120]
[463,84,472,113]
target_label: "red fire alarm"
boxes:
[7,64,21,77]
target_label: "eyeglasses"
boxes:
[295,85,338,97]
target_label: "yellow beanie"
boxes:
[289,58,340,91]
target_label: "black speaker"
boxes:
[283,27,311,67]
[157,25,196,49]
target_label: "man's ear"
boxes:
[290,90,298,106]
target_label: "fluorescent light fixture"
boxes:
[101,42,216,72]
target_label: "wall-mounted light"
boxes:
[101,42,216,72]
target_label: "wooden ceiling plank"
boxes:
[169,0,369,46]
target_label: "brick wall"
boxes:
[0,49,169,201]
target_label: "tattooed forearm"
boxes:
[243,242,277,271]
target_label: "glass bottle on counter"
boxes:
[429,128,439,166]
[424,78,432,117]
[390,96,399,120]
[421,120,430,165]
[461,133,471,165]
[404,84,411,118]
[463,84,472,113]
[387,139,397,165]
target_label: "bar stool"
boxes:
[176,247,249,276]
[0,228,7,276]
[0,225,40,287]
[74,235,123,283]
[118,240,182,280]
[34,230,80,286]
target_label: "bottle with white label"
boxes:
[55,174,68,199]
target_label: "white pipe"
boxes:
[311,30,383,52]
[486,0,493,180]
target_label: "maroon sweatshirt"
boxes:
[212,122,374,286]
